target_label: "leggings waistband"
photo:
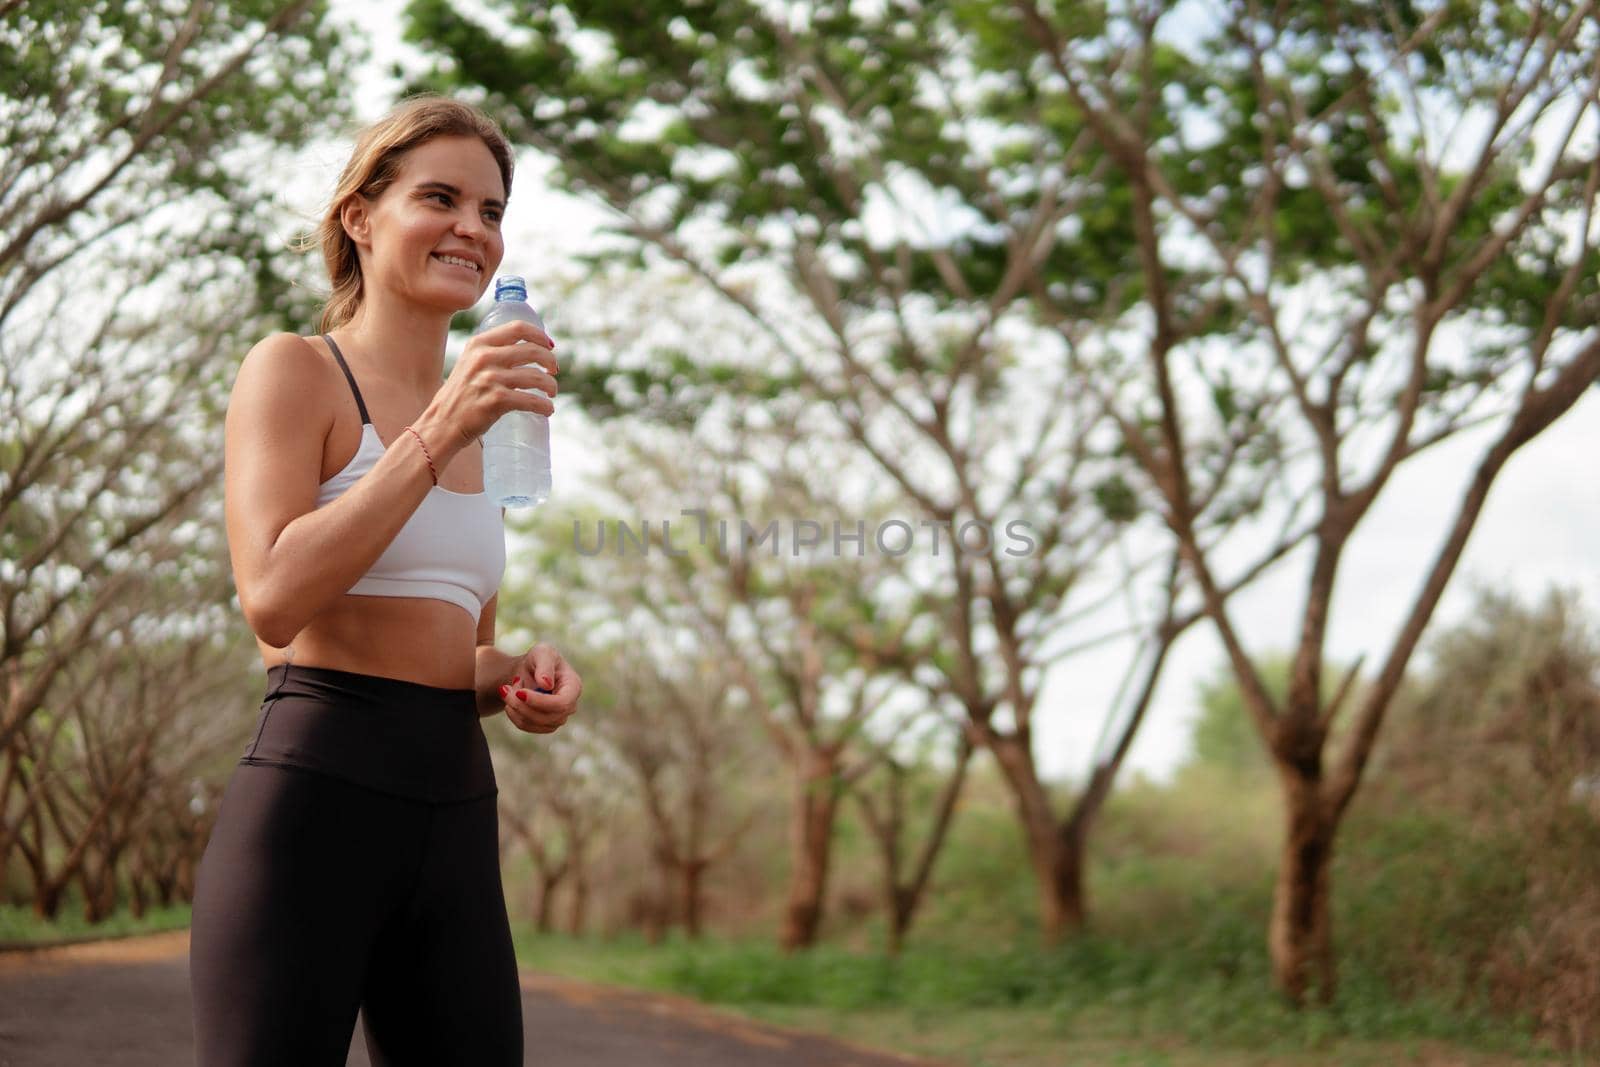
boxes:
[241,663,496,804]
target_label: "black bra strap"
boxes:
[321,334,371,425]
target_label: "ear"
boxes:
[339,195,373,249]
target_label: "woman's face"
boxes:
[345,134,507,313]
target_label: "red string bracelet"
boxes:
[402,425,438,485]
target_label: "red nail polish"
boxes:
[539,675,552,689]
[498,685,508,697]
[517,689,530,701]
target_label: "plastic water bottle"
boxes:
[479,276,551,508]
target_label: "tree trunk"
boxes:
[534,873,562,933]
[779,753,840,952]
[643,887,668,945]
[682,859,706,939]
[988,733,1085,942]
[80,864,108,923]
[169,855,190,904]
[34,881,63,920]
[84,842,124,923]
[1052,822,1087,938]
[886,887,914,956]
[127,846,148,918]
[1270,765,1337,1005]
[567,871,588,936]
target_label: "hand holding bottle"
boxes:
[424,316,557,450]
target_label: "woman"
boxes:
[190,95,580,1065]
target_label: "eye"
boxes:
[426,191,453,206]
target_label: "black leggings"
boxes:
[189,663,522,1066]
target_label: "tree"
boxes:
[850,719,973,955]
[1003,0,1600,1002]
[400,0,1299,946]
[578,423,895,951]
[1,0,348,328]
[495,731,601,934]
[1182,655,1359,780]
[596,655,760,938]
[1,582,253,918]
[0,0,353,779]
[487,494,770,941]
[404,1,1600,997]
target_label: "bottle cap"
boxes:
[494,275,527,302]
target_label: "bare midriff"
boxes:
[256,597,478,689]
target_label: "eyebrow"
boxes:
[415,181,506,211]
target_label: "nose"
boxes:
[453,209,487,242]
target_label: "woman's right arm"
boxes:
[223,333,465,648]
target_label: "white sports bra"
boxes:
[315,335,505,622]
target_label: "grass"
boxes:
[510,927,1570,1067]
[736,1008,1562,1067]
[0,902,191,945]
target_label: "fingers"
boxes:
[502,685,575,734]
[553,660,583,703]
[527,646,561,692]
[512,391,555,417]
[507,366,558,396]
[499,647,580,735]
[484,341,558,376]
[474,318,554,350]
[488,348,558,417]
[514,390,555,417]
[460,324,559,425]
[482,364,556,417]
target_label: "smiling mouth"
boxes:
[431,254,482,274]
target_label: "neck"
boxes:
[338,289,454,396]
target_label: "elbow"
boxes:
[241,587,302,650]
[256,623,301,652]
[249,611,300,652]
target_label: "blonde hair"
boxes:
[310,95,515,333]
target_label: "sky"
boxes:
[319,0,1600,784]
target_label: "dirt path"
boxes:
[0,931,941,1067]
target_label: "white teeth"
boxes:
[434,254,479,272]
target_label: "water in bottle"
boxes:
[479,275,552,507]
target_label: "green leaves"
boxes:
[1092,474,1139,524]
[1,0,353,331]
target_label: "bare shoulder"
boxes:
[231,332,334,401]
[224,332,340,487]
[229,332,340,427]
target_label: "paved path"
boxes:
[0,932,939,1067]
